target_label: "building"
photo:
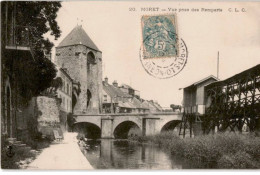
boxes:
[182,75,219,115]
[54,68,74,132]
[102,78,132,113]
[132,97,149,113]
[102,78,151,113]
[151,101,163,112]
[56,68,73,113]
[120,84,140,99]
[147,100,161,112]
[55,25,102,114]
[139,100,163,113]
[1,2,63,141]
[1,1,34,139]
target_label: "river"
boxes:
[79,139,214,169]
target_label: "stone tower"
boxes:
[55,25,102,114]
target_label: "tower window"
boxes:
[104,95,107,102]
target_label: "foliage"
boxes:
[51,77,63,90]
[1,134,51,169]
[2,1,62,104]
[16,1,62,53]
[10,55,57,103]
[217,151,258,169]
[1,142,50,169]
[130,132,260,169]
[42,77,63,96]
[1,144,35,169]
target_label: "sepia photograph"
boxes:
[1,0,260,170]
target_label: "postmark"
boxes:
[140,14,188,79]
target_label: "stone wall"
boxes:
[36,96,61,137]
[13,96,63,142]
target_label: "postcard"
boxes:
[1,0,260,170]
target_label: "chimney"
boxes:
[104,77,108,84]
[112,80,118,87]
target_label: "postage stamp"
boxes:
[140,14,188,79]
[141,14,178,59]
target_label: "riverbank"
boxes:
[130,132,260,169]
[1,137,50,169]
[27,132,93,170]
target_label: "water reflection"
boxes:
[80,139,184,169]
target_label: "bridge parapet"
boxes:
[74,112,181,118]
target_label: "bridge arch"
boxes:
[113,121,141,139]
[160,120,181,133]
[73,122,101,139]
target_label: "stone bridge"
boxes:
[73,112,182,139]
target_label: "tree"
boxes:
[42,77,63,97]
[3,2,62,103]
[16,1,61,54]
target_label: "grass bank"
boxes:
[1,137,51,169]
[130,132,260,169]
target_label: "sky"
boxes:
[48,1,260,107]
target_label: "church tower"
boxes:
[55,25,102,114]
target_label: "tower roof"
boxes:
[57,25,100,51]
